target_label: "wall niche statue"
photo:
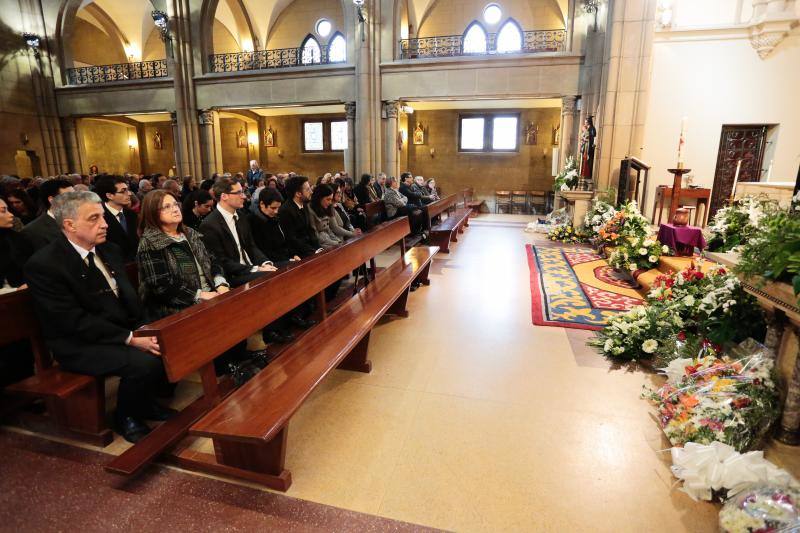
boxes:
[154,131,163,150]
[525,122,538,145]
[264,126,275,147]
[413,123,424,145]
[237,128,247,148]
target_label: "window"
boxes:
[496,20,522,53]
[316,19,332,38]
[459,113,519,152]
[301,35,321,65]
[462,23,487,54]
[483,4,502,24]
[302,118,348,152]
[328,33,346,63]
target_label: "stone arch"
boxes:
[199,0,258,65]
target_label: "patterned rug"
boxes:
[526,243,644,330]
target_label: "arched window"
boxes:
[328,32,346,63]
[300,35,321,65]
[462,22,487,54]
[496,19,522,53]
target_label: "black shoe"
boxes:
[114,414,151,444]
[263,330,294,344]
[250,351,274,370]
[228,361,258,386]
[290,315,317,329]
[144,402,178,422]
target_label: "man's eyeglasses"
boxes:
[227,190,245,196]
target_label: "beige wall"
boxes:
[142,122,176,175]
[266,0,345,50]
[220,117,251,173]
[260,113,345,177]
[418,0,564,38]
[405,108,560,202]
[142,27,167,61]
[70,18,126,66]
[79,119,137,175]
[640,33,800,213]
[213,19,242,54]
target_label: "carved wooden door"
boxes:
[709,125,767,219]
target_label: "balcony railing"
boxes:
[208,45,345,73]
[66,59,168,85]
[399,29,566,59]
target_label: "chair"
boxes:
[529,190,547,214]
[510,191,528,214]
[495,191,511,213]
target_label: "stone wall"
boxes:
[142,122,175,175]
[142,27,167,61]
[70,17,126,66]
[418,0,564,38]
[405,108,560,204]
[220,117,252,174]
[213,19,241,54]
[266,0,345,50]
[260,113,345,178]
[79,119,137,175]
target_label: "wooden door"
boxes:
[709,125,767,219]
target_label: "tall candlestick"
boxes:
[767,160,773,181]
[677,117,687,168]
[732,159,742,200]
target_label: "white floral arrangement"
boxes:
[553,156,580,192]
[583,199,616,239]
[607,234,666,273]
[707,196,779,252]
[720,486,800,532]
[589,304,683,360]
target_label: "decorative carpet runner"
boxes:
[526,243,644,330]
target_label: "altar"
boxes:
[558,190,594,228]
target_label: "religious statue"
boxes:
[524,122,538,145]
[153,131,163,150]
[397,130,404,152]
[264,126,275,147]
[552,123,560,146]
[578,116,596,186]
[237,128,247,148]
[413,123,424,145]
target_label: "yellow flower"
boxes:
[713,379,736,392]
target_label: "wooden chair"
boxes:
[529,190,547,214]
[510,191,528,214]
[495,190,511,213]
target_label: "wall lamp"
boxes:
[151,10,170,42]
[23,33,41,59]
[401,105,414,114]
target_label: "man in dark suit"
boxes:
[94,175,139,260]
[24,191,168,443]
[374,172,386,199]
[278,176,320,258]
[21,177,74,253]
[200,177,277,287]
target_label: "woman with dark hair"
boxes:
[136,190,229,322]
[308,184,345,250]
[0,196,27,294]
[249,188,300,266]
[88,164,99,175]
[181,176,197,198]
[181,189,214,230]
[354,173,379,205]
[315,173,333,188]
[199,178,214,192]
[426,178,441,201]
[332,188,360,237]
[6,188,37,225]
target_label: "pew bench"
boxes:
[188,245,438,491]
[462,187,485,215]
[429,208,471,253]
[1,289,112,447]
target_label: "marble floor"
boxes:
[6,213,800,532]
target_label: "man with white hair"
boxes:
[24,191,169,444]
[246,160,263,194]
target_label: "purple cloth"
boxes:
[658,223,706,255]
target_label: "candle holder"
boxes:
[667,166,691,222]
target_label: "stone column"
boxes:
[778,324,800,445]
[170,111,180,176]
[558,96,578,171]
[344,102,356,178]
[383,101,400,180]
[61,117,82,174]
[198,109,220,179]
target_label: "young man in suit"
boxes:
[24,191,169,444]
[21,177,74,253]
[278,176,321,258]
[94,175,139,260]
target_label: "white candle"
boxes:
[732,159,742,198]
[677,117,687,165]
[767,160,773,181]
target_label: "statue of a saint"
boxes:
[579,116,596,181]
[264,127,275,147]
[237,128,247,148]
[154,131,163,150]
[524,122,538,145]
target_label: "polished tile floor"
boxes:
[7,214,800,532]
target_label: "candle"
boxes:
[732,159,742,199]
[767,160,773,181]
[677,117,687,166]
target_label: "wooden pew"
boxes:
[364,200,385,230]
[188,243,438,491]
[105,218,434,489]
[429,194,471,254]
[463,187,485,215]
[1,289,112,446]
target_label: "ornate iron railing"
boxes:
[65,59,168,85]
[208,44,345,73]
[399,29,566,59]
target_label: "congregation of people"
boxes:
[0,162,442,444]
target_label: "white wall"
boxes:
[640,32,800,213]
